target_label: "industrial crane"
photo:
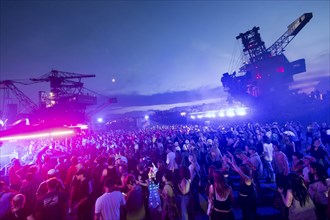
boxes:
[0,80,39,124]
[221,13,313,99]
[30,69,97,106]
[30,69,97,125]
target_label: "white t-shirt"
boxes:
[263,143,273,161]
[95,191,126,220]
[166,151,177,170]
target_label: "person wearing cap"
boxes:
[36,169,64,199]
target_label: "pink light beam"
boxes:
[0,130,74,141]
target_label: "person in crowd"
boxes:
[272,140,290,188]
[220,155,231,181]
[248,146,263,195]
[19,172,41,211]
[188,153,202,213]
[41,156,55,181]
[136,161,151,219]
[8,159,23,191]
[207,170,235,220]
[320,122,330,148]
[234,149,255,173]
[308,162,330,220]
[161,170,178,220]
[278,173,316,220]
[302,156,316,184]
[100,157,117,185]
[115,164,129,192]
[55,157,69,182]
[94,177,126,220]
[177,166,192,220]
[262,135,275,182]
[0,181,17,219]
[283,133,296,166]
[92,156,107,197]
[307,137,330,168]
[147,164,162,220]
[227,152,257,220]
[124,174,146,220]
[206,165,217,197]
[2,194,34,220]
[205,145,222,168]
[36,169,65,200]
[166,145,177,172]
[73,169,92,220]
[65,156,79,188]
[156,160,166,190]
[291,152,304,176]
[35,177,68,220]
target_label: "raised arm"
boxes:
[227,152,252,186]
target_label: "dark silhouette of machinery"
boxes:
[29,69,97,124]
[0,80,39,126]
[221,13,313,101]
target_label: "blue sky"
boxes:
[0,0,329,114]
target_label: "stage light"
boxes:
[226,109,235,117]
[97,118,103,123]
[190,115,196,119]
[0,130,74,141]
[197,115,203,119]
[236,107,247,116]
[180,112,187,116]
[211,112,216,118]
[144,115,149,120]
[218,110,225,117]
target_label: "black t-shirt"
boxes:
[75,178,89,202]
[36,190,68,220]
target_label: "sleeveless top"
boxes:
[239,181,255,197]
[213,191,232,211]
[178,178,191,196]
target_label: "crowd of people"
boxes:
[1,121,330,220]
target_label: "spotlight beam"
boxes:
[0,130,74,141]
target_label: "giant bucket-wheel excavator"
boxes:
[221,13,316,118]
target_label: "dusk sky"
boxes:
[0,1,329,114]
